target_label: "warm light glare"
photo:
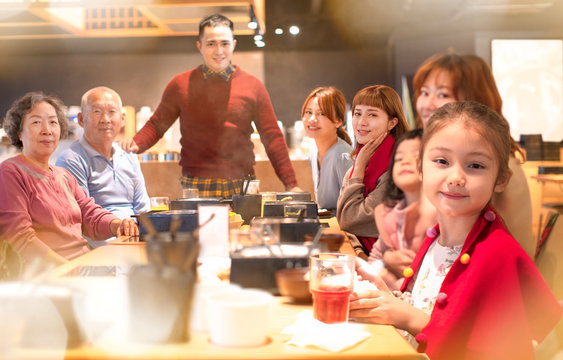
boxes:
[289,25,300,35]
[275,28,283,35]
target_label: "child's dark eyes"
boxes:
[433,158,448,166]
[468,163,485,169]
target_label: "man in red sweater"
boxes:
[120,13,300,198]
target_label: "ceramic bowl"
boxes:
[304,232,345,252]
[274,267,312,304]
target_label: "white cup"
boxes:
[206,288,272,347]
[190,281,239,333]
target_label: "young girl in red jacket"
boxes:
[350,101,561,360]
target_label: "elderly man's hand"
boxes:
[118,138,139,153]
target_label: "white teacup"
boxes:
[206,288,272,347]
[190,281,240,333]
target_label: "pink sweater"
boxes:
[133,65,297,188]
[369,199,435,289]
[0,155,116,260]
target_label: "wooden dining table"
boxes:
[42,237,425,360]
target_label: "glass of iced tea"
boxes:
[309,253,355,323]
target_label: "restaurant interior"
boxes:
[0,0,562,359]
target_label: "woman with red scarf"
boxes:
[336,85,409,258]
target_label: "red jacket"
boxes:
[401,207,561,360]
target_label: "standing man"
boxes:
[57,86,150,230]
[120,13,301,198]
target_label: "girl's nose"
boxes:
[447,167,466,187]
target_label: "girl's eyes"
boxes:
[433,158,448,166]
[438,93,452,99]
[468,163,485,169]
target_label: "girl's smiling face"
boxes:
[352,105,397,145]
[392,138,421,194]
[421,121,507,219]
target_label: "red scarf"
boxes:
[349,134,395,253]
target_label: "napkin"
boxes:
[281,310,370,352]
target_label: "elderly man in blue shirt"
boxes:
[57,86,150,246]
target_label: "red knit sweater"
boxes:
[133,65,297,188]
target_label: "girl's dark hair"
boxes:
[382,128,424,207]
[2,92,68,150]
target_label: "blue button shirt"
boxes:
[56,136,151,220]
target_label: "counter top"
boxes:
[45,244,423,360]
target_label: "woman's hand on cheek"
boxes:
[353,132,388,176]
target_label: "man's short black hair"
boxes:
[198,13,234,39]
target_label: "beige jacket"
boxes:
[336,168,389,257]
[492,156,535,257]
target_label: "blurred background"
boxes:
[0,0,561,156]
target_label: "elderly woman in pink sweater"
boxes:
[0,92,138,271]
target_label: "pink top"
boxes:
[369,199,435,289]
[0,155,116,260]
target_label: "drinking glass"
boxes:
[150,196,169,211]
[309,253,355,323]
[182,188,199,199]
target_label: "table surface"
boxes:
[44,243,424,360]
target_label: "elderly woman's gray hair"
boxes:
[2,92,68,150]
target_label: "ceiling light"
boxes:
[248,21,258,30]
[275,28,283,35]
[289,25,300,35]
[254,40,265,48]
[254,34,263,41]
